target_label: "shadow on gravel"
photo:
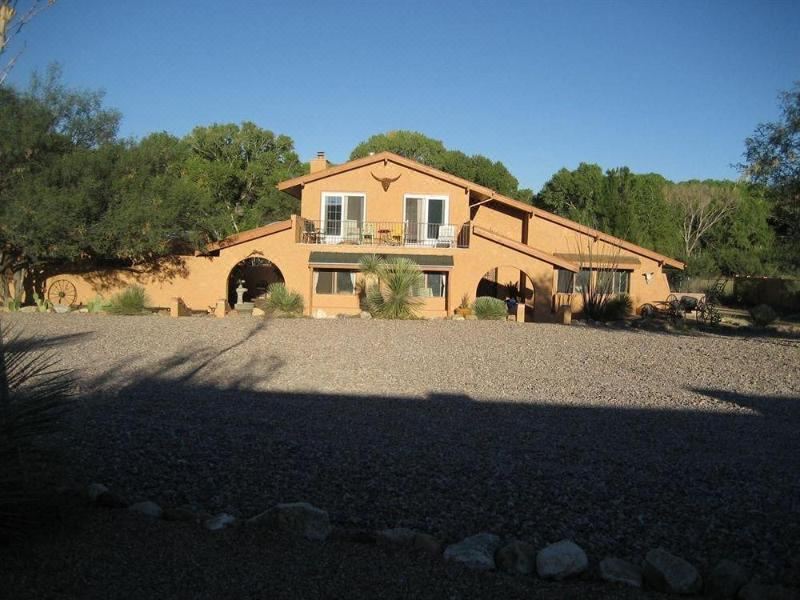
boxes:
[691,387,800,419]
[53,359,800,584]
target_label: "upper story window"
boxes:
[321,193,365,238]
[404,194,449,243]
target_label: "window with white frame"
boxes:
[321,193,365,237]
[314,269,357,295]
[404,195,448,242]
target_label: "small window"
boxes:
[596,269,631,294]
[556,269,574,293]
[314,269,356,295]
[413,272,447,297]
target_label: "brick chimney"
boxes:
[309,151,330,174]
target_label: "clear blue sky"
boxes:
[6,0,800,191]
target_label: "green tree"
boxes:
[740,82,800,271]
[535,162,605,225]
[350,130,530,201]
[183,122,304,240]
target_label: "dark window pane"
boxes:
[315,270,334,294]
[575,269,591,293]
[336,271,354,295]
[618,271,630,293]
[557,269,574,293]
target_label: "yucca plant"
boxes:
[107,285,149,315]
[473,296,509,320]
[0,322,73,540]
[264,283,304,316]
[359,255,424,319]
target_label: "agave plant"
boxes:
[359,255,424,319]
[0,322,73,539]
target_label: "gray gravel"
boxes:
[5,313,800,582]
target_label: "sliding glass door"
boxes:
[404,195,447,244]
[322,193,365,241]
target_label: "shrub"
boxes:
[107,286,148,315]
[264,283,304,316]
[86,295,108,313]
[603,293,633,321]
[0,323,73,540]
[473,296,508,320]
[749,303,777,327]
[360,256,423,319]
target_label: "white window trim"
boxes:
[321,192,367,242]
[403,194,449,241]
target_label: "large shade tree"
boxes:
[740,83,800,271]
[350,130,532,201]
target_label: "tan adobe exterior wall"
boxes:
[300,161,470,226]
[44,153,680,322]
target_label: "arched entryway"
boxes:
[227,257,285,306]
[475,265,536,322]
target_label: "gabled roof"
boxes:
[277,151,684,270]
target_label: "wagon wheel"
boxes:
[47,279,77,307]
[696,298,707,322]
[666,294,681,312]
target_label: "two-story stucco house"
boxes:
[47,151,683,321]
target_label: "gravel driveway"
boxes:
[4,313,800,585]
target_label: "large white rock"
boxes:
[599,557,643,588]
[536,540,589,580]
[443,533,501,570]
[642,548,703,595]
[205,513,236,531]
[248,502,331,541]
[128,500,162,518]
[312,309,328,319]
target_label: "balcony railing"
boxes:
[296,218,470,248]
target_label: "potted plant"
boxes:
[454,293,473,317]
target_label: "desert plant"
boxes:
[459,293,471,310]
[264,283,304,316]
[504,281,519,300]
[0,322,73,539]
[359,256,423,319]
[4,298,20,312]
[602,293,633,321]
[86,295,108,313]
[32,292,50,313]
[107,286,148,315]
[749,303,777,327]
[473,296,509,320]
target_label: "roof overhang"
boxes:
[202,219,292,253]
[276,151,685,270]
[473,227,579,272]
[554,253,641,267]
[308,251,453,270]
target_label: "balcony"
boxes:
[296,218,470,249]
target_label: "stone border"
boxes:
[84,482,800,599]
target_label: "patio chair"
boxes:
[437,224,456,248]
[302,220,320,244]
[342,219,358,244]
[389,222,406,245]
[361,222,376,245]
